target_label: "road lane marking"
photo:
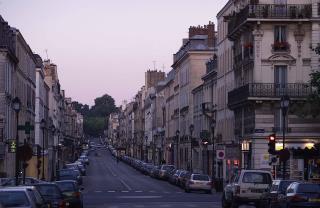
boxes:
[134,190,143,193]
[119,178,132,191]
[117,196,162,199]
[94,190,102,193]
[163,191,170,194]
[121,190,129,193]
[108,190,116,193]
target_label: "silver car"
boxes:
[185,173,212,194]
[0,186,48,208]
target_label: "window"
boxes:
[242,172,272,184]
[274,26,287,43]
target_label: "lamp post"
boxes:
[50,125,56,181]
[175,130,180,169]
[40,119,46,180]
[12,97,21,186]
[280,95,290,180]
[189,124,194,172]
[210,119,216,184]
[241,140,250,169]
[145,136,148,162]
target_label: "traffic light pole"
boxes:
[282,111,286,180]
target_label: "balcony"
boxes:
[272,41,290,53]
[234,47,254,70]
[228,83,312,109]
[227,4,312,40]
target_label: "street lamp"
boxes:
[40,119,46,180]
[50,125,56,181]
[280,95,290,179]
[189,124,194,172]
[175,130,180,168]
[12,97,21,186]
[145,136,148,162]
[210,119,216,184]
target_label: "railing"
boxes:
[228,4,312,39]
[272,41,290,52]
[228,83,312,108]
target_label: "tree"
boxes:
[73,93,117,137]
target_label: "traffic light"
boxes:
[268,134,276,154]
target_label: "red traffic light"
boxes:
[269,135,275,141]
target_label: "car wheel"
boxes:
[185,187,190,193]
[221,193,231,208]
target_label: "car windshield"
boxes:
[297,184,320,193]
[192,174,210,181]
[36,185,62,199]
[57,182,76,192]
[279,181,295,193]
[59,170,75,176]
[162,165,174,171]
[242,172,271,184]
[0,191,30,207]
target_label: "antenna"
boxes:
[45,49,49,60]
[162,64,165,72]
[152,61,156,70]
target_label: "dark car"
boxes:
[168,170,182,185]
[177,171,189,188]
[285,182,320,208]
[260,179,297,208]
[2,177,43,186]
[58,169,82,185]
[34,183,67,208]
[56,180,83,208]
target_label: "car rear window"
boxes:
[0,191,30,207]
[57,182,76,192]
[192,174,210,181]
[297,184,320,193]
[242,172,271,184]
[36,185,62,198]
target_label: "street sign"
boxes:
[8,140,16,153]
[18,143,33,161]
[216,150,225,160]
[279,149,290,162]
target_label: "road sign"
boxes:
[216,150,225,160]
[18,143,33,161]
[279,149,290,162]
[8,140,16,153]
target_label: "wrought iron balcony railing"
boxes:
[228,83,312,109]
[228,4,312,40]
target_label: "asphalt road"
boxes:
[82,148,222,208]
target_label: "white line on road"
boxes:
[117,196,163,199]
[134,190,143,193]
[107,190,116,193]
[121,190,129,193]
[119,178,132,191]
[94,190,102,193]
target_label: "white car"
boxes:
[222,169,273,208]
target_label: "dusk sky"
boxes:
[0,0,228,106]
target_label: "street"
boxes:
[83,148,221,208]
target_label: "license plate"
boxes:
[251,189,264,193]
[309,198,320,202]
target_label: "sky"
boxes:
[0,0,228,106]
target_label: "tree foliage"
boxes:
[73,94,117,137]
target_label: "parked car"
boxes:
[34,183,67,208]
[66,163,86,176]
[58,169,82,185]
[2,177,43,186]
[168,170,181,185]
[158,165,175,180]
[177,170,188,187]
[260,179,297,208]
[0,186,48,208]
[56,180,83,208]
[285,182,320,208]
[179,171,191,188]
[79,155,89,165]
[184,173,212,194]
[222,169,272,208]
[150,166,161,178]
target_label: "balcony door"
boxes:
[274,0,287,17]
[274,65,287,96]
